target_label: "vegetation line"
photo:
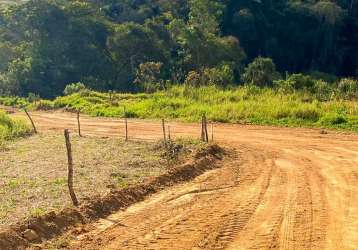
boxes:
[1,83,357,131]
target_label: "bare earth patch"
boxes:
[0,133,190,226]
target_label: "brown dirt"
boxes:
[6,110,358,249]
[0,142,223,250]
[0,133,180,226]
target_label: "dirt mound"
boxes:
[0,144,224,250]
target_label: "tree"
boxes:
[107,23,169,91]
[188,0,224,35]
[242,57,280,86]
[135,62,164,92]
[168,0,245,78]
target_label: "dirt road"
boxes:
[10,110,358,249]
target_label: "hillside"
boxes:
[0,0,357,98]
[0,0,26,6]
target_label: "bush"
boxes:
[312,80,332,101]
[319,114,347,125]
[0,96,29,107]
[204,64,235,87]
[287,73,315,90]
[273,79,295,93]
[185,65,235,87]
[27,93,40,103]
[242,57,281,86]
[0,111,32,143]
[292,107,320,121]
[32,100,55,111]
[63,82,87,96]
[184,71,206,87]
[338,78,358,99]
[135,62,164,93]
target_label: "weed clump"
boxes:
[0,111,31,145]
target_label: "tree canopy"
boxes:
[0,0,356,97]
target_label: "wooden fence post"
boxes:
[204,115,209,143]
[64,129,79,207]
[24,109,37,134]
[201,116,205,142]
[77,110,82,137]
[162,119,167,145]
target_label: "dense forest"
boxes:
[0,0,357,97]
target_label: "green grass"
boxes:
[0,110,32,145]
[1,85,358,131]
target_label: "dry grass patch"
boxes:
[0,133,193,226]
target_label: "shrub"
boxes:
[185,70,207,87]
[338,78,358,99]
[287,73,315,90]
[32,100,55,111]
[203,64,235,87]
[242,57,281,86]
[312,80,332,101]
[0,96,29,107]
[27,93,40,103]
[63,82,86,96]
[273,79,295,93]
[319,114,347,125]
[0,111,31,143]
[292,107,320,121]
[185,65,235,87]
[135,62,164,93]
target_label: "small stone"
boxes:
[23,229,39,241]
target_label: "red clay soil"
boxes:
[0,142,223,249]
[4,109,358,249]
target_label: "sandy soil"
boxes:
[10,110,358,249]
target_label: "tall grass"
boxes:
[0,111,31,145]
[1,85,357,131]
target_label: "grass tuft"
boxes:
[0,110,32,145]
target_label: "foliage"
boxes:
[184,64,235,87]
[0,0,356,98]
[135,62,164,93]
[63,82,86,96]
[0,111,31,144]
[242,57,280,86]
[288,74,315,90]
[3,85,357,131]
[338,78,358,99]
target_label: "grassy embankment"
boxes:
[0,111,31,146]
[1,85,357,131]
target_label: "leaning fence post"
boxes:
[64,129,79,207]
[162,119,167,145]
[77,110,82,137]
[24,108,37,134]
[204,115,209,143]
